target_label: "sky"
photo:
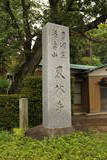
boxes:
[37,0,48,4]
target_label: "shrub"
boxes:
[0,95,19,130]
[0,131,107,160]
[81,55,102,66]
[0,94,42,130]
[21,76,42,98]
[0,76,42,130]
[21,76,42,127]
[0,76,9,94]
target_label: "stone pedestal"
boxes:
[19,98,28,129]
[25,125,74,140]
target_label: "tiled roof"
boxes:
[70,64,96,71]
[39,62,107,72]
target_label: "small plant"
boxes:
[12,128,25,137]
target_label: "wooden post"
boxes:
[19,98,28,129]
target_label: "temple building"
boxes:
[35,64,107,114]
[71,64,107,114]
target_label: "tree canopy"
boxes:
[0,0,107,92]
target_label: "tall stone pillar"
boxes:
[42,23,72,129]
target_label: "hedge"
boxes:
[0,76,9,94]
[21,76,42,128]
[0,76,42,130]
[0,95,19,130]
[20,76,42,98]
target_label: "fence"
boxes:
[0,95,42,130]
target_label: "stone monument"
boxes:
[42,23,72,130]
[25,23,73,139]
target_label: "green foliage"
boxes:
[12,128,25,137]
[0,76,9,93]
[47,0,107,64]
[28,97,42,127]
[0,76,9,88]
[0,77,42,130]
[88,24,107,63]
[21,76,42,127]
[21,76,42,98]
[0,0,107,74]
[0,0,46,74]
[0,94,42,130]
[0,131,107,159]
[0,95,19,130]
[81,56,102,66]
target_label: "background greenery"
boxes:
[0,76,9,94]
[0,76,42,130]
[1,0,107,91]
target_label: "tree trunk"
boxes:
[9,37,42,93]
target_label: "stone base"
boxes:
[25,125,74,140]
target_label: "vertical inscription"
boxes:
[51,29,66,113]
[60,31,66,58]
[51,28,58,57]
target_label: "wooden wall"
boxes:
[89,76,103,113]
[82,77,89,113]
[73,77,89,113]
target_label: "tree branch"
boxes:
[21,0,32,58]
[77,15,107,33]
[21,0,31,40]
[49,0,59,7]
[10,36,42,93]
[49,0,60,23]
[2,0,21,38]
[66,0,75,12]
[80,32,107,43]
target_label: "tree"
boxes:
[1,0,107,92]
[0,0,45,91]
[87,24,107,63]
[81,55,102,66]
[0,52,8,75]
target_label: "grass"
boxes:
[0,130,107,160]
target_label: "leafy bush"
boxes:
[81,55,102,66]
[21,76,42,98]
[21,76,42,127]
[0,76,9,93]
[0,76,42,130]
[0,94,42,130]
[0,131,107,159]
[0,95,19,130]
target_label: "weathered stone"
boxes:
[42,23,72,129]
[19,98,28,129]
[25,125,74,140]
